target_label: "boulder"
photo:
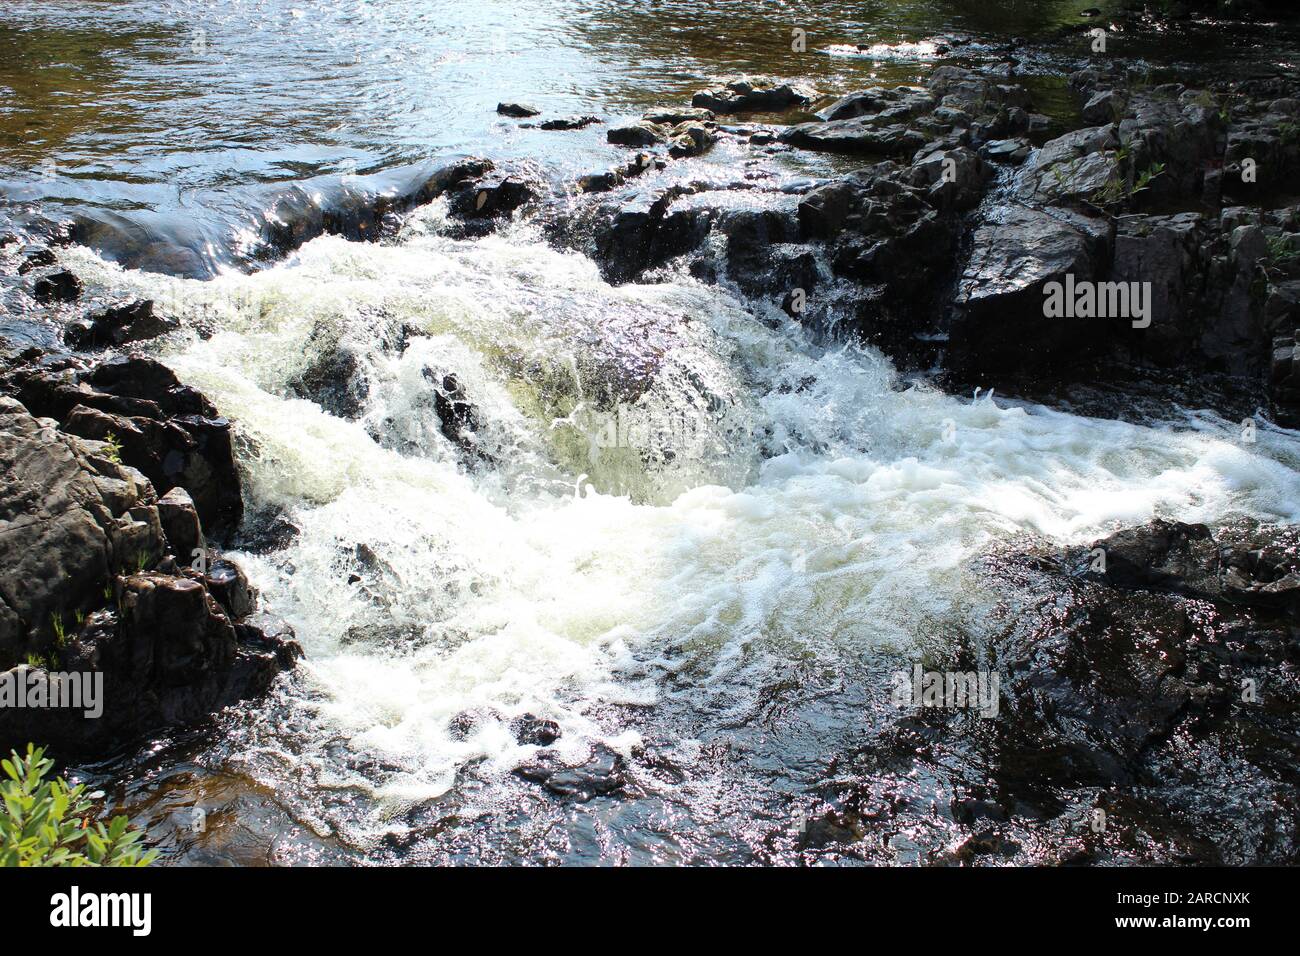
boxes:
[63,299,178,351]
[33,270,82,303]
[950,204,1112,376]
[779,118,928,158]
[6,354,244,538]
[691,77,814,114]
[496,102,539,117]
[607,122,668,148]
[0,394,299,756]
[157,486,205,562]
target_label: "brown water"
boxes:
[3,0,1292,271]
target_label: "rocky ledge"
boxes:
[531,67,1300,425]
[0,349,300,757]
[797,518,1300,865]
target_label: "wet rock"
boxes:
[1109,212,1208,364]
[643,107,715,125]
[607,122,668,148]
[0,395,298,756]
[16,247,55,275]
[425,370,483,459]
[1272,331,1300,426]
[667,121,716,158]
[511,713,561,746]
[1017,124,1119,203]
[951,204,1112,377]
[981,138,1031,164]
[288,341,369,420]
[536,115,602,130]
[1089,518,1300,613]
[0,395,163,669]
[6,353,243,538]
[515,744,627,801]
[449,174,537,222]
[205,557,257,620]
[797,181,855,239]
[908,146,989,210]
[1081,89,1126,125]
[815,86,937,123]
[691,76,814,114]
[63,299,178,351]
[779,118,928,159]
[157,486,205,563]
[33,270,82,303]
[496,102,539,118]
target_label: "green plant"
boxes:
[101,432,122,465]
[50,613,66,648]
[133,552,151,573]
[1133,161,1166,194]
[23,653,50,669]
[1267,233,1300,267]
[1279,121,1299,146]
[73,609,85,627]
[0,745,156,867]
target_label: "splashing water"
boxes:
[57,211,1300,852]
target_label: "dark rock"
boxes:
[7,354,243,538]
[667,121,716,158]
[780,118,928,159]
[0,395,163,669]
[1089,519,1300,613]
[511,713,562,746]
[288,341,369,420]
[0,396,297,756]
[33,270,82,303]
[537,115,602,131]
[691,77,814,114]
[63,299,178,351]
[205,557,257,620]
[157,486,205,563]
[497,102,539,118]
[607,122,667,148]
[815,86,936,123]
[951,204,1112,377]
[908,147,989,210]
[17,247,55,275]
[643,107,715,125]
[449,174,537,222]
[515,744,627,800]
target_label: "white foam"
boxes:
[57,228,1300,832]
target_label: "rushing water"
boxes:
[5,1,1300,864]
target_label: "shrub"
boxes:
[0,745,156,867]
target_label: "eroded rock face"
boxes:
[4,353,243,538]
[0,395,162,667]
[951,205,1113,376]
[0,392,299,757]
